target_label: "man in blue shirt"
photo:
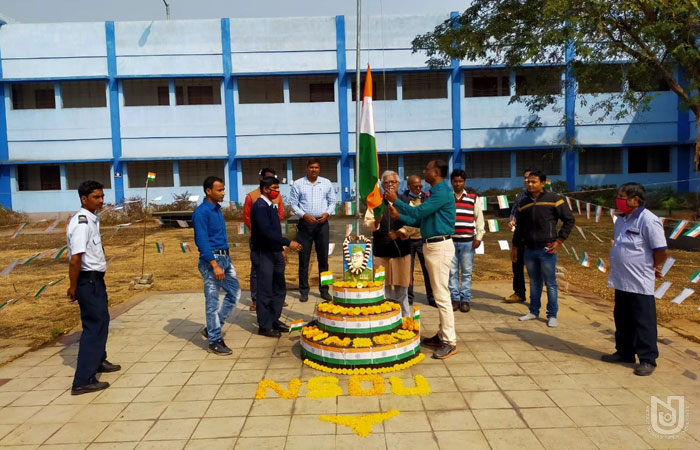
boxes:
[605,182,667,376]
[192,176,241,355]
[289,157,337,302]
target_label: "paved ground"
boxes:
[1,281,700,449]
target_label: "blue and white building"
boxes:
[0,13,696,212]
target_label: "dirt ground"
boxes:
[1,212,699,351]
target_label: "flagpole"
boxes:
[354,0,362,231]
[140,178,149,276]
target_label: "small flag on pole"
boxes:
[345,224,354,236]
[575,225,586,240]
[413,307,420,321]
[689,268,700,283]
[671,288,695,305]
[684,222,700,238]
[575,199,581,215]
[53,246,68,260]
[654,281,672,299]
[44,218,59,233]
[375,266,385,281]
[320,271,334,286]
[345,202,355,216]
[595,205,602,223]
[180,242,190,253]
[289,319,305,334]
[586,202,591,220]
[479,196,487,211]
[237,223,247,234]
[669,220,688,240]
[176,220,189,228]
[147,172,156,181]
[155,242,164,254]
[596,258,606,273]
[10,222,28,239]
[1,259,19,277]
[579,251,590,267]
[496,195,509,209]
[487,219,499,233]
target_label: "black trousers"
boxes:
[512,245,526,296]
[296,221,329,295]
[614,289,659,364]
[249,241,257,303]
[408,239,434,302]
[252,250,286,330]
[74,275,109,387]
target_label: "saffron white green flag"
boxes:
[596,257,606,273]
[479,196,487,211]
[147,172,156,181]
[690,268,700,283]
[669,220,688,239]
[320,271,334,286]
[375,267,385,281]
[496,195,509,209]
[487,219,499,232]
[289,319,305,334]
[684,222,700,238]
[155,242,164,254]
[358,65,384,219]
[579,251,590,268]
[180,242,190,253]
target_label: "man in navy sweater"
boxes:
[251,177,303,337]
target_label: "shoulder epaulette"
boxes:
[78,215,88,224]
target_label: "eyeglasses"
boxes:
[382,180,398,185]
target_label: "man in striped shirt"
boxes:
[449,169,485,313]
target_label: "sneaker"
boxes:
[519,313,537,321]
[634,361,656,376]
[601,353,635,364]
[547,317,559,328]
[71,381,110,395]
[208,339,232,356]
[432,343,457,359]
[504,293,526,303]
[421,334,443,348]
[459,302,470,313]
[97,360,121,373]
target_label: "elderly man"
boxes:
[364,170,412,317]
[604,182,667,376]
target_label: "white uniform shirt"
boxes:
[66,207,107,272]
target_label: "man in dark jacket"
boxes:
[510,170,574,328]
[250,177,302,338]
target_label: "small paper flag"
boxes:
[289,319,305,334]
[53,246,68,260]
[34,284,49,297]
[237,223,247,234]
[659,217,666,225]
[44,218,59,233]
[487,219,499,233]
[176,220,189,228]
[345,202,355,215]
[320,271,334,286]
[328,243,336,256]
[579,251,590,267]
[281,223,289,234]
[689,268,700,283]
[545,179,552,189]
[413,307,420,321]
[571,246,579,261]
[655,281,672,299]
[595,205,602,223]
[671,288,694,305]
[586,202,591,220]
[576,225,586,240]
[589,231,603,242]
[147,172,156,181]
[37,249,56,260]
[229,201,237,210]
[684,222,700,238]
[660,257,675,277]
[22,253,40,265]
[180,242,190,253]
[669,220,688,240]
[498,240,510,250]
[374,267,385,281]
[1,259,19,277]
[188,195,200,202]
[610,208,616,222]
[496,195,509,209]
[151,196,163,202]
[153,218,164,226]
[155,242,164,254]
[10,222,28,239]
[49,276,66,286]
[479,196,487,211]
[475,244,484,255]
[565,196,572,210]
[117,222,131,228]
[561,243,570,255]
[345,224,354,236]
[575,199,581,215]
[596,258,606,273]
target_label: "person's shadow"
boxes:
[494,327,600,361]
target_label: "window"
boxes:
[376,154,400,175]
[289,75,335,103]
[241,158,288,185]
[402,72,448,100]
[291,156,338,182]
[66,163,111,189]
[175,78,221,105]
[465,151,511,178]
[628,146,670,173]
[17,164,61,191]
[578,147,623,174]
[11,82,56,110]
[515,67,562,96]
[350,73,398,101]
[128,161,174,187]
[179,160,226,187]
[403,153,451,178]
[628,67,670,92]
[516,149,562,175]
[576,64,624,94]
[62,81,107,108]
[237,77,284,104]
[465,70,510,97]
[123,79,170,106]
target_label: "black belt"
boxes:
[423,235,451,244]
[453,237,474,243]
[213,249,229,255]
[79,271,105,280]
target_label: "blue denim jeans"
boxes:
[198,254,241,343]
[449,240,475,303]
[523,248,558,318]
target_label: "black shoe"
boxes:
[320,291,332,301]
[428,300,437,308]
[601,353,635,364]
[71,381,109,395]
[634,362,656,376]
[432,343,458,360]
[460,302,470,313]
[273,323,290,333]
[408,299,414,305]
[421,334,443,348]
[97,360,121,373]
[452,301,460,311]
[201,327,208,339]
[258,328,282,338]
[300,294,309,303]
[208,339,232,356]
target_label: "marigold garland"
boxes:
[388,375,431,396]
[352,337,373,348]
[372,334,398,345]
[303,352,425,375]
[254,378,302,399]
[319,410,400,437]
[317,301,399,316]
[402,317,420,332]
[333,280,384,288]
[348,374,386,396]
[306,376,343,398]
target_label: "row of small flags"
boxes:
[0,276,67,312]
[155,241,249,254]
[1,246,68,277]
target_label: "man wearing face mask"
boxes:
[251,176,303,337]
[604,183,667,376]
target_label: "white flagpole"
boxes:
[354,0,362,231]
[140,178,149,276]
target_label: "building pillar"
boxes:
[450,11,462,170]
[677,68,690,192]
[105,21,124,204]
[221,18,239,202]
[564,40,576,191]
[336,15,352,201]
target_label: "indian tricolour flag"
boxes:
[320,271,333,286]
[155,242,164,254]
[358,65,384,219]
[565,196,572,209]
[147,172,156,181]
[595,205,602,223]
[479,196,487,211]
[496,195,509,209]
[596,258,606,273]
[690,268,700,283]
[237,223,247,235]
[586,202,591,219]
[10,222,28,239]
[180,242,190,253]
[669,220,688,240]
[684,222,700,238]
[575,199,581,215]
[289,319,305,334]
[413,307,420,321]
[375,266,385,281]
[345,224,354,236]
[344,202,355,216]
[579,251,590,267]
[487,219,499,232]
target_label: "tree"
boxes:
[412,1,700,165]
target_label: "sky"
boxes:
[0,0,467,23]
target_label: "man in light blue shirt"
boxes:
[605,182,667,376]
[289,157,336,302]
